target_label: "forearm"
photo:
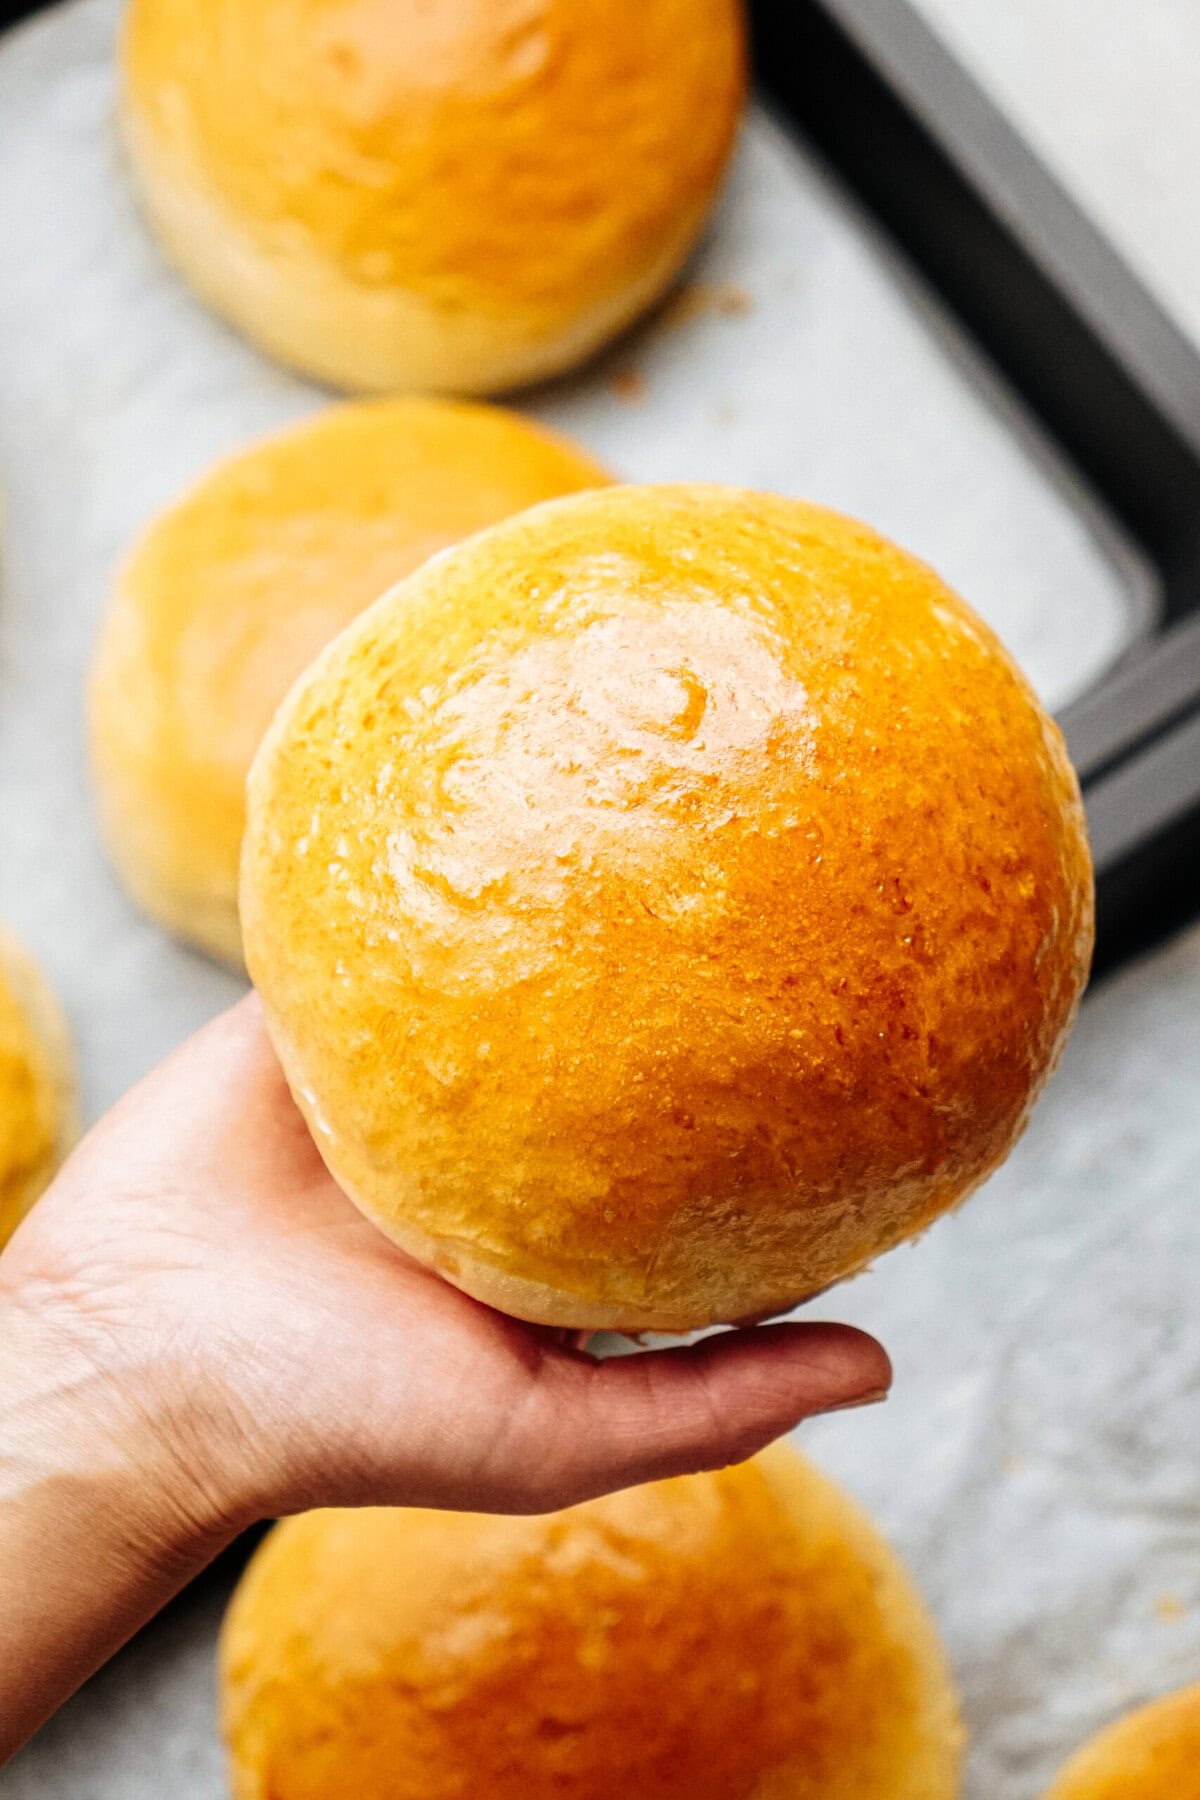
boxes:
[0,1284,235,1763]
[0,998,892,1758]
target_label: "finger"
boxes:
[507,1322,892,1511]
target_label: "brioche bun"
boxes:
[241,484,1093,1332]
[220,1444,963,1800]
[0,928,76,1248]
[120,0,746,395]
[90,399,609,967]
[1044,1685,1200,1799]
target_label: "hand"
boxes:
[0,997,889,1757]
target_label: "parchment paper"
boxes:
[1,4,1196,1797]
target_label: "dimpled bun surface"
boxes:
[1044,1685,1200,1799]
[242,484,1093,1332]
[0,928,76,1248]
[220,1445,963,1800]
[120,0,746,395]
[90,399,609,968]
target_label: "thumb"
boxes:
[509,1322,891,1512]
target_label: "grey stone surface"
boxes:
[1,3,1197,1796]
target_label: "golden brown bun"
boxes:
[120,0,746,395]
[1044,1685,1200,1799]
[241,484,1093,1332]
[90,399,609,968]
[220,1443,963,1800]
[0,927,76,1248]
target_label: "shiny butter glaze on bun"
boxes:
[242,484,1094,1332]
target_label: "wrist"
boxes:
[0,1265,246,1568]
[0,1267,248,1759]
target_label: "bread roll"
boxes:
[90,399,609,967]
[241,484,1093,1332]
[120,0,746,395]
[1044,1684,1200,1798]
[0,927,76,1248]
[220,1444,963,1800]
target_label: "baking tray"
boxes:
[2,0,1196,980]
[754,0,1200,975]
[6,0,1194,972]
[2,3,1199,1797]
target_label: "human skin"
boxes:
[0,997,889,1764]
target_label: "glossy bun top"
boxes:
[242,484,1093,1331]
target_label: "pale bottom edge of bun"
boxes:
[99,829,245,971]
[343,1171,996,1336]
[0,927,78,1238]
[251,1011,827,1336]
[347,1201,829,1336]
[123,113,712,397]
[115,857,246,974]
[89,705,248,974]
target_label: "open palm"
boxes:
[2,997,890,1534]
